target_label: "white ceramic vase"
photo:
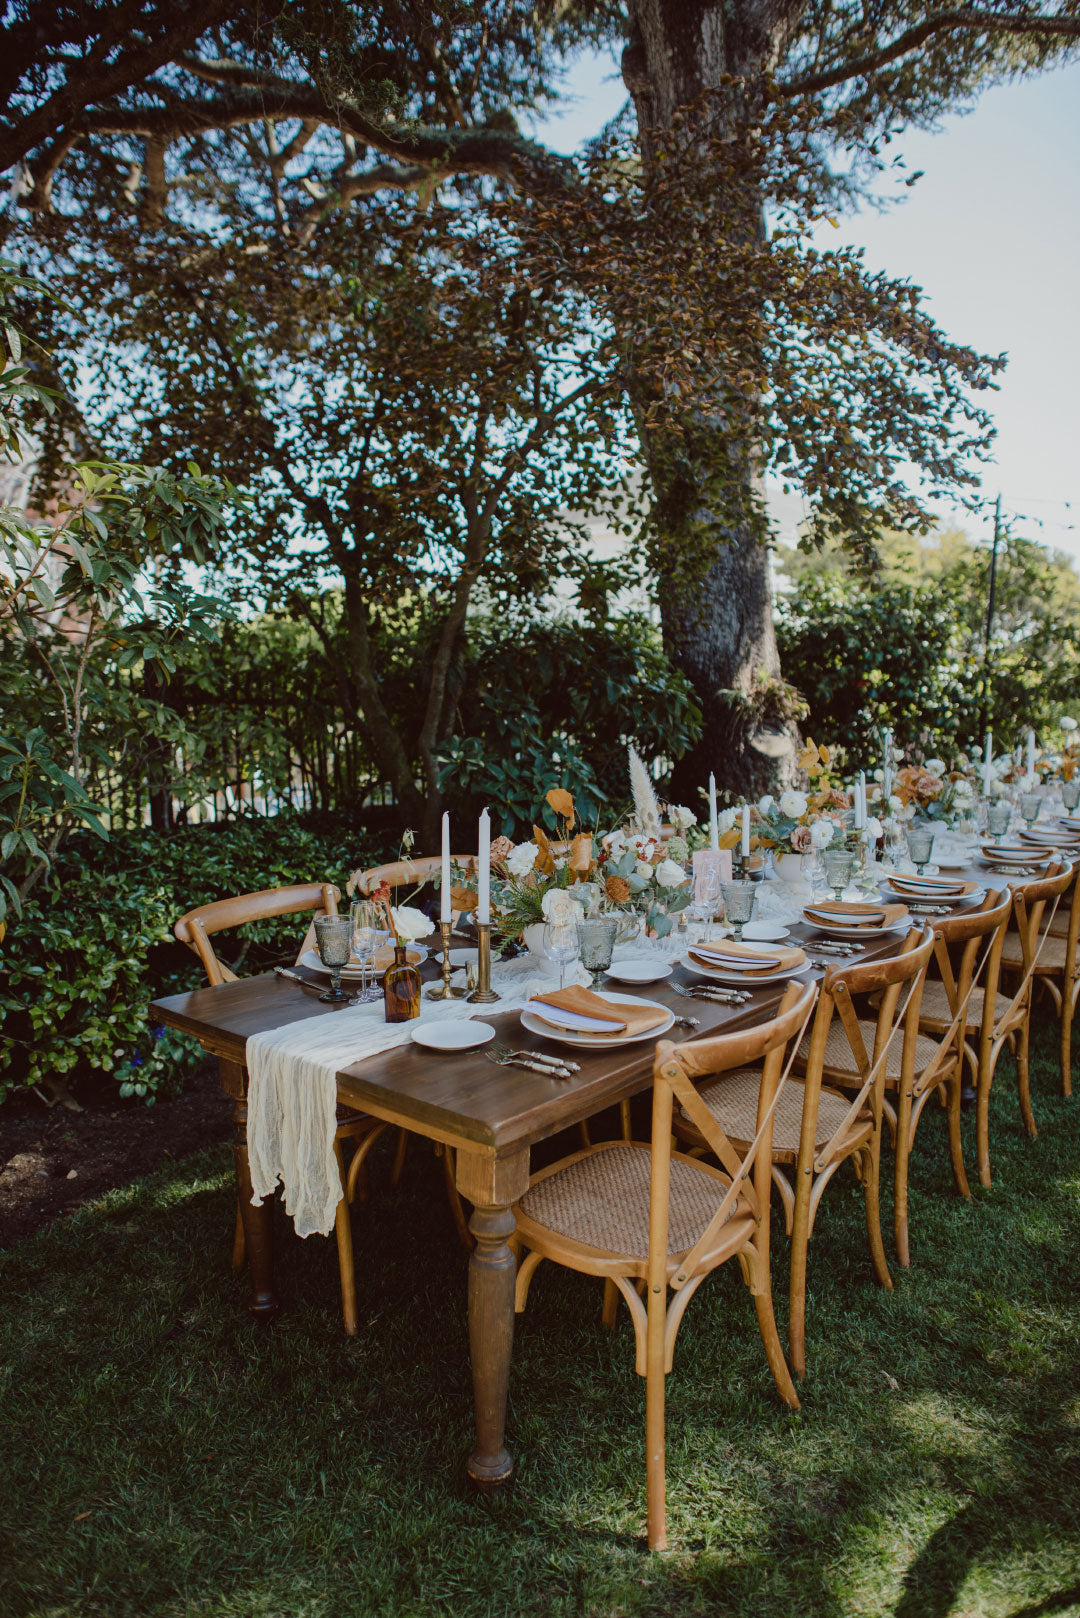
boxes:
[771,851,811,886]
[522,922,548,958]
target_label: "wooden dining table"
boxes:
[149,912,931,1493]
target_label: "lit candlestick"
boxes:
[440,812,452,924]
[740,803,750,859]
[477,808,491,925]
[708,773,719,851]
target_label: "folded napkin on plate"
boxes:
[888,873,969,894]
[803,900,909,932]
[1019,827,1078,843]
[981,843,1043,860]
[1061,816,1080,830]
[688,938,806,975]
[528,985,669,1038]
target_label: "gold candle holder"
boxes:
[467,921,500,1003]
[426,920,467,1000]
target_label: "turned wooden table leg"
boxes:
[222,1058,281,1323]
[456,1148,530,1490]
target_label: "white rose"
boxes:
[604,829,628,857]
[635,858,655,881]
[779,790,808,819]
[887,794,904,814]
[655,858,688,889]
[989,778,1006,799]
[507,840,538,877]
[669,804,697,830]
[541,888,576,924]
[809,819,835,849]
[924,758,946,777]
[899,803,917,821]
[390,905,431,943]
[758,795,775,814]
[952,780,975,805]
[872,769,884,782]
[863,816,884,841]
[1061,716,1078,732]
[717,808,738,834]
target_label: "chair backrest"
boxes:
[1009,861,1071,977]
[650,979,819,1291]
[174,882,340,987]
[796,926,935,1169]
[926,888,1013,1048]
[348,855,477,901]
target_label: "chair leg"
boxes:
[1061,983,1074,1098]
[441,1146,474,1250]
[602,1278,619,1330]
[753,1283,801,1410]
[578,1120,592,1149]
[232,1201,246,1270]
[1016,1011,1037,1139]
[390,1127,409,1186]
[893,1087,913,1269]
[645,1291,668,1551]
[862,1138,893,1291]
[333,1139,358,1337]
[787,1161,813,1381]
[946,1072,971,1200]
[976,1051,994,1190]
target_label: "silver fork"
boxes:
[490,1042,581,1074]
[669,982,751,1006]
[486,1047,575,1080]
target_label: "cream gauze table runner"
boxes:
[246,955,591,1238]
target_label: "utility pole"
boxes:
[980,493,1002,738]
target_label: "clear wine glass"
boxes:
[544,917,581,992]
[691,864,722,943]
[313,915,352,1003]
[349,898,383,1003]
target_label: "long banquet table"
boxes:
[148,916,920,1491]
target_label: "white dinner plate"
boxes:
[681,951,812,986]
[605,960,673,985]
[299,946,427,979]
[879,882,984,908]
[411,1020,495,1052]
[520,992,674,1049]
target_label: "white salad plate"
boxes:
[605,960,673,986]
[411,1021,495,1052]
[299,946,427,978]
[681,948,811,987]
[742,922,791,942]
[520,992,675,1049]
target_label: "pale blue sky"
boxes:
[531,52,1080,561]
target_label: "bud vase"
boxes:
[383,944,421,1022]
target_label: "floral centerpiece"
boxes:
[489,788,594,945]
[592,748,692,937]
[751,740,857,857]
[1060,716,1079,781]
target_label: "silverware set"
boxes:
[669,982,751,1006]
[804,940,862,957]
[487,1043,579,1080]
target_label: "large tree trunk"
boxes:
[624,0,799,800]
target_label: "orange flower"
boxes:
[605,874,631,904]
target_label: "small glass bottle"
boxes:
[383,944,421,1022]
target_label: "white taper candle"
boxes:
[709,773,719,851]
[477,808,491,925]
[440,811,452,923]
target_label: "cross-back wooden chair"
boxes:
[995,859,1075,1150]
[174,882,390,1334]
[915,889,1016,1190]
[512,980,818,1553]
[672,929,934,1378]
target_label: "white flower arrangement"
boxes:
[668,805,698,831]
[389,905,431,944]
[506,840,540,877]
[809,819,836,849]
[541,888,578,925]
[779,789,808,819]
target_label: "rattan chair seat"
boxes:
[683,1068,869,1155]
[917,978,1013,1030]
[798,1017,940,1081]
[517,1142,740,1259]
[1001,931,1074,972]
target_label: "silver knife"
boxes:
[528,1050,582,1073]
[503,1054,574,1079]
[274,965,319,988]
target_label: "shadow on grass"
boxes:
[0,1023,1078,1616]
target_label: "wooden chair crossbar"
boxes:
[665,992,818,1289]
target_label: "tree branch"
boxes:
[780,8,1080,96]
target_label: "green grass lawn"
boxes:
[2,1017,1079,1618]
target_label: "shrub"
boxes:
[0,813,373,1104]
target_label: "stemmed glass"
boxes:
[720,880,755,941]
[690,864,722,944]
[1019,791,1041,829]
[579,915,618,987]
[986,800,1012,842]
[905,825,936,876]
[349,898,384,1003]
[544,917,581,992]
[1062,779,1080,813]
[823,848,855,900]
[313,915,352,1003]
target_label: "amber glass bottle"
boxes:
[383,944,421,1022]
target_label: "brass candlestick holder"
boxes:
[467,921,500,1004]
[426,920,467,1000]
